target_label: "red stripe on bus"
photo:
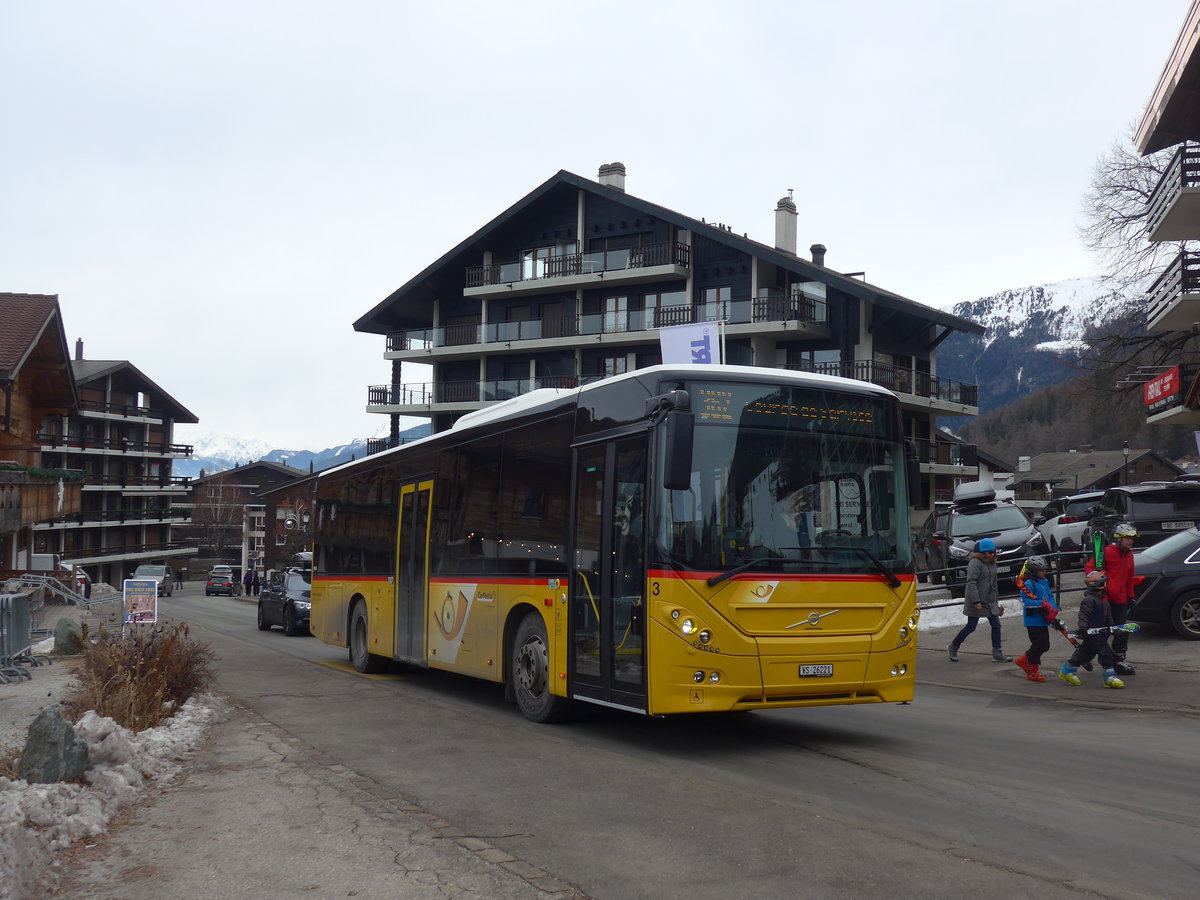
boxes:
[311,575,392,583]
[429,576,550,586]
[646,568,915,583]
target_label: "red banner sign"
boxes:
[1145,366,1181,409]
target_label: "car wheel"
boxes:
[257,602,271,631]
[1170,593,1200,640]
[283,604,300,636]
[349,602,387,673]
[510,611,572,723]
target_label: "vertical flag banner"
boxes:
[659,322,720,365]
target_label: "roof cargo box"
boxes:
[953,481,996,505]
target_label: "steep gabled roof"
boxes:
[354,169,984,337]
[1011,449,1181,492]
[0,292,79,412]
[72,359,199,424]
[192,460,308,486]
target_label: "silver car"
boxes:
[1033,491,1104,564]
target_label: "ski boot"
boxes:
[1025,665,1046,683]
[1058,664,1082,686]
[1103,668,1125,689]
[992,647,1012,663]
[947,642,959,662]
[1113,658,1136,677]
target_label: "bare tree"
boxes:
[191,474,246,563]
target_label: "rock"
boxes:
[19,704,89,783]
[53,617,83,654]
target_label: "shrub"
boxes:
[61,623,215,732]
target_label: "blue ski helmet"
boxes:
[977,538,997,552]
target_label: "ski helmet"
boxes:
[1027,555,1048,572]
[1113,523,1139,539]
[1085,568,1107,587]
[977,538,996,552]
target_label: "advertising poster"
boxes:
[123,578,158,624]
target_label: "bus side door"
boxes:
[396,480,433,665]
[570,437,647,712]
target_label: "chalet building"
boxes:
[178,461,307,579]
[1135,0,1200,422]
[259,473,317,573]
[0,293,83,571]
[353,164,985,510]
[1009,448,1182,500]
[34,340,197,586]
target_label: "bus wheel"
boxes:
[511,612,571,723]
[350,602,387,673]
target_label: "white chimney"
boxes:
[598,162,626,192]
[1018,456,1031,472]
[774,191,797,254]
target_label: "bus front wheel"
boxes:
[511,612,571,723]
[350,602,387,673]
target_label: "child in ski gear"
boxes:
[1014,555,1056,682]
[947,538,1012,663]
[1101,523,1138,661]
[1059,568,1125,688]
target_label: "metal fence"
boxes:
[0,592,39,683]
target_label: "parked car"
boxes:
[1129,526,1200,639]
[1088,481,1200,548]
[257,568,312,636]
[1033,491,1105,564]
[915,483,1046,592]
[205,575,237,597]
[132,563,174,597]
[912,506,950,583]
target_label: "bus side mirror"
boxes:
[905,440,921,495]
[663,407,694,491]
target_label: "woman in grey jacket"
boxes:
[946,538,1013,662]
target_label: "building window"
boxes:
[700,286,730,321]
[600,355,628,377]
[603,296,629,333]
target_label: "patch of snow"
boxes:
[0,694,229,900]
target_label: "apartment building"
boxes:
[1136,0,1200,422]
[354,164,984,510]
[34,341,197,586]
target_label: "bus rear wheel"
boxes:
[511,612,571,723]
[350,602,387,673]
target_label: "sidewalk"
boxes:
[33,704,587,900]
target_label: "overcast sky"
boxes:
[1,1,1190,450]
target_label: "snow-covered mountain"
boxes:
[936,275,1133,415]
[175,424,431,478]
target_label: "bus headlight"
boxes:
[891,664,908,676]
[907,613,919,629]
[694,671,706,683]
[708,671,721,683]
[698,630,712,644]
[898,626,909,641]
[680,618,697,635]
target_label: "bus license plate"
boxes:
[799,664,833,678]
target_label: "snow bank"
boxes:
[0,693,229,900]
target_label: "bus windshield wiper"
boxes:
[814,545,901,588]
[707,555,798,587]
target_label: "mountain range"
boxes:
[174,424,432,478]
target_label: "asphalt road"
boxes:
[160,584,1200,900]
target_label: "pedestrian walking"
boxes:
[252,572,261,597]
[947,538,1013,662]
[1014,555,1057,682]
[243,570,254,596]
[175,569,184,589]
[1059,568,1125,689]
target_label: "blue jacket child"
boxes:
[1013,556,1058,682]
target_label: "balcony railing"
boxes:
[465,240,691,288]
[78,399,165,419]
[82,474,192,488]
[1146,143,1200,239]
[55,540,196,562]
[37,507,192,526]
[386,290,829,353]
[37,433,194,455]
[908,438,978,468]
[369,375,602,408]
[787,360,978,406]
[1145,249,1200,328]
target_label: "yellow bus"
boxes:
[310,365,918,722]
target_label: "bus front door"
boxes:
[571,439,647,712]
[396,480,432,665]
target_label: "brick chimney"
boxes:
[774,192,797,254]
[810,243,827,267]
[598,162,626,192]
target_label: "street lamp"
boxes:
[1123,441,1130,486]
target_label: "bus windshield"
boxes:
[654,381,911,576]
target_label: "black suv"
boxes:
[1088,481,1200,548]
[915,483,1045,590]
